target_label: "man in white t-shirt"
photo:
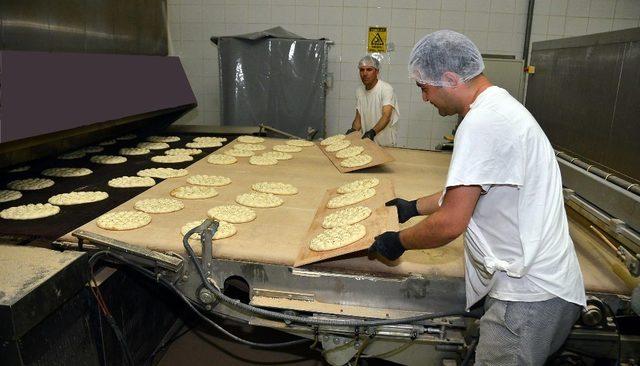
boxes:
[346,55,400,147]
[368,30,586,365]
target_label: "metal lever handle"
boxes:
[197,219,219,277]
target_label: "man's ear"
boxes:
[442,71,463,87]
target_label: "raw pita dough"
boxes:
[81,146,104,153]
[171,185,219,199]
[261,151,293,160]
[116,134,137,140]
[90,155,127,164]
[186,141,222,148]
[207,154,237,165]
[194,136,227,143]
[0,190,22,203]
[251,182,298,195]
[234,143,266,151]
[249,155,278,166]
[108,176,156,188]
[99,139,116,146]
[309,224,366,251]
[147,135,180,143]
[237,135,265,144]
[340,154,372,168]
[58,151,86,160]
[120,147,151,156]
[8,165,30,173]
[336,146,365,159]
[325,140,351,152]
[1,203,60,220]
[41,167,92,177]
[48,191,108,205]
[180,220,237,240]
[273,145,302,153]
[327,188,376,208]
[134,198,184,213]
[286,139,315,147]
[137,168,188,179]
[137,142,170,150]
[165,148,202,156]
[187,175,232,187]
[8,178,55,191]
[322,206,372,229]
[151,155,193,163]
[96,211,152,231]
[207,205,256,224]
[337,177,380,194]
[320,134,346,146]
[236,192,283,208]
[224,149,254,157]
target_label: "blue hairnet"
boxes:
[408,30,484,87]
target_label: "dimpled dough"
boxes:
[320,134,346,146]
[186,141,222,148]
[327,188,376,208]
[340,154,373,168]
[224,149,254,157]
[41,167,93,177]
[7,178,54,191]
[96,211,151,231]
[1,203,60,220]
[147,135,180,143]
[261,151,293,160]
[249,155,278,166]
[207,154,237,165]
[137,142,170,150]
[194,136,227,143]
[108,176,156,188]
[325,140,351,152]
[90,155,127,164]
[207,205,256,224]
[251,182,298,195]
[180,220,237,240]
[137,168,188,179]
[237,135,265,144]
[336,177,380,194]
[187,175,232,187]
[309,224,367,251]
[0,190,22,203]
[234,143,266,151]
[171,186,219,199]
[58,151,86,160]
[336,146,365,159]
[286,139,314,147]
[273,145,302,153]
[165,148,202,156]
[134,198,184,213]
[48,191,108,205]
[322,206,372,229]
[151,155,193,163]
[235,192,283,208]
[120,147,151,156]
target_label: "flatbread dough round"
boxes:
[207,154,237,165]
[187,175,232,187]
[171,185,219,199]
[165,148,202,156]
[224,149,254,157]
[322,206,372,229]
[325,139,351,152]
[81,146,104,153]
[90,155,127,164]
[151,155,193,163]
[237,135,265,144]
[58,151,86,160]
[286,139,315,147]
[180,220,237,240]
[251,182,298,195]
[249,155,278,166]
[137,168,188,179]
[48,191,108,205]
[336,146,365,159]
[99,139,116,146]
[1,203,60,220]
[41,167,92,177]
[116,134,137,140]
[309,224,366,251]
[8,178,54,191]
[0,190,23,203]
[108,176,156,188]
[96,211,151,231]
[340,154,373,168]
[236,192,283,208]
[261,151,293,160]
[337,177,380,194]
[186,141,222,148]
[120,147,151,156]
[273,144,302,153]
[134,198,184,213]
[207,205,256,224]
[234,143,266,151]
[320,134,346,146]
[147,135,180,143]
[327,188,376,208]
[194,136,227,143]
[8,165,30,173]
[137,142,170,150]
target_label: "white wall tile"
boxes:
[295,6,319,24]
[369,0,392,8]
[169,5,181,23]
[487,31,512,52]
[389,45,412,64]
[318,25,342,43]
[514,0,529,13]
[415,9,440,28]
[467,0,490,12]
[547,15,566,34]
[491,0,516,13]
[533,0,551,15]
[549,0,568,15]
[391,8,417,27]
[614,0,640,19]
[324,0,345,5]
[319,6,343,25]
[344,0,367,6]
[393,0,417,9]
[342,6,367,25]
[611,18,638,30]
[341,43,367,61]
[390,27,417,46]
[271,5,296,24]
[342,25,367,44]
[465,30,489,50]
[589,0,615,17]
[182,5,203,22]
[440,10,465,30]
[587,17,613,33]
[297,0,320,5]
[465,11,490,30]
[181,23,204,41]
[489,12,515,32]
[564,16,588,35]
[567,0,589,17]
[224,5,248,23]
[340,63,360,81]
[531,14,549,33]
[368,7,392,25]
[442,0,465,11]
[203,5,226,23]
[417,0,441,10]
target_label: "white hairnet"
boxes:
[358,54,380,70]
[408,30,484,87]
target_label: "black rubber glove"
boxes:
[362,129,376,141]
[346,127,356,134]
[368,231,405,261]
[385,198,420,223]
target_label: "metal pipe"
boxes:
[523,0,536,62]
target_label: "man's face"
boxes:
[417,81,455,116]
[359,66,379,87]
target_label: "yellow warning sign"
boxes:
[368,27,387,53]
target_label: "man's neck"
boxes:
[459,75,493,116]
[365,79,379,90]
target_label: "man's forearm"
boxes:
[371,115,391,133]
[399,210,461,250]
[416,191,442,215]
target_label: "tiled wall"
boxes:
[168,0,640,149]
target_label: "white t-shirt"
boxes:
[355,80,400,147]
[444,86,586,310]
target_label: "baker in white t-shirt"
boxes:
[346,55,399,147]
[368,30,586,365]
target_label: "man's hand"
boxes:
[386,198,420,223]
[362,129,376,140]
[368,231,405,261]
[346,127,356,134]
